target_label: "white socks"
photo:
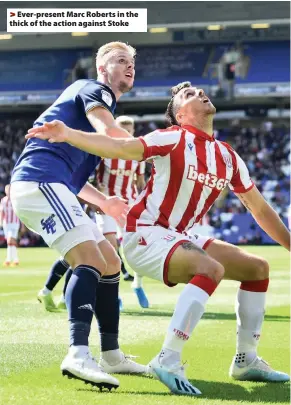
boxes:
[132,273,143,289]
[69,345,89,358]
[158,348,181,368]
[59,295,66,303]
[235,288,266,367]
[42,286,51,295]
[6,245,12,262]
[160,283,212,366]
[100,349,123,365]
[11,246,18,261]
[6,245,18,262]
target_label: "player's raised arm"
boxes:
[228,148,290,251]
[236,186,290,251]
[87,107,132,139]
[25,120,145,161]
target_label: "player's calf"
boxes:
[149,241,223,394]
[102,246,121,277]
[61,241,108,380]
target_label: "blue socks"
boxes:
[45,258,69,291]
[95,273,120,351]
[65,266,121,350]
[63,268,73,297]
[66,265,101,346]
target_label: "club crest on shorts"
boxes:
[101,90,113,106]
[41,214,56,234]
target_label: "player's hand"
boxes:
[25,120,70,143]
[100,196,129,227]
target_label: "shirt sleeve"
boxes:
[139,128,181,160]
[77,82,115,115]
[229,150,254,193]
[136,161,145,175]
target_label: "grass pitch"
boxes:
[0,246,289,405]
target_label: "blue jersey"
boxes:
[11,80,116,194]
[71,155,101,195]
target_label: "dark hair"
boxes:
[165,81,192,126]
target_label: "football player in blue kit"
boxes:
[37,165,123,312]
[10,41,146,391]
[36,159,106,312]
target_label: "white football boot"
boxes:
[229,356,290,382]
[37,289,57,312]
[61,350,119,391]
[100,351,147,374]
[147,355,201,396]
[56,295,67,310]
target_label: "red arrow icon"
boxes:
[10,12,15,17]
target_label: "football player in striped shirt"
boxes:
[97,115,149,308]
[25,81,290,395]
[0,184,20,266]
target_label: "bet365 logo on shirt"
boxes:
[187,166,229,191]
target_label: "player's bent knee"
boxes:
[65,242,108,274]
[105,234,119,251]
[105,252,121,276]
[198,258,224,284]
[191,257,224,284]
[253,256,269,280]
[207,260,225,284]
[113,252,121,269]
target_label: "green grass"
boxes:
[0,246,289,405]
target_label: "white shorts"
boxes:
[102,214,118,235]
[10,181,105,257]
[3,223,20,240]
[123,226,213,287]
[96,214,123,238]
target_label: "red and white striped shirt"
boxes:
[126,125,254,233]
[98,158,145,203]
[0,196,20,225]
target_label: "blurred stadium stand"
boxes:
[0,1,289,247]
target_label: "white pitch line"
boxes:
[0,290,37,297]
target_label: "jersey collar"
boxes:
[182,125,215,142]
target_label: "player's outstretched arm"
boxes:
[236,186,290,251]
[25,120,145,161]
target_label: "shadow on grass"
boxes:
[122,309,290,322]
[77,379,290,402]
[188,379,290,403]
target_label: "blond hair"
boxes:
[96,41,136,69]
[116,115,134,125]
